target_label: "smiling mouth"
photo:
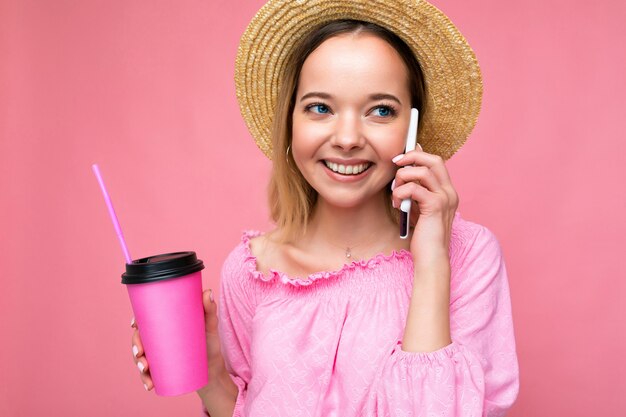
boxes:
[323,160,372,175]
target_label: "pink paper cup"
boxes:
[122,252,208,396]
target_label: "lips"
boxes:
[320,159,374,182]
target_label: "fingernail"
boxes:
[390,179,396,191]
[130,317,135,328]
[417,142,423,151]
[132,345,139,358]
[137,362,145,373]
[209,289,214,303]
[144,383,149,391]
[392,154,404,163]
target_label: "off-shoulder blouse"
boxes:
[204,211,519,417]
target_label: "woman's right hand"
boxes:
[131,288,227,393]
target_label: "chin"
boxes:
[315,189,379,209]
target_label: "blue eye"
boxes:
[307,104,330,114]
[373,106,395,117]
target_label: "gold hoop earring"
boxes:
[286,145,291,164]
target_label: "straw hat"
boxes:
[234,0,483,161]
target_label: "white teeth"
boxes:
[324,161,370,175]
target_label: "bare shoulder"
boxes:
[248,229,285,276]
[248,229,280,256]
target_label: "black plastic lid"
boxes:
[121,251,204,284]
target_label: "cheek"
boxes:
[290,134,316,172]
[291,122,326,155]
[291,132,310,161]
[370,127,407,157]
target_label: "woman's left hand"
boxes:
[390,145,459,260]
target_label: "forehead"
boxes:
[297,33,410,99]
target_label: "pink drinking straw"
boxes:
[92,164,133,264]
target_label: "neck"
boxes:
[301,191,401,256]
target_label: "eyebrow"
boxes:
[299,92,402,105]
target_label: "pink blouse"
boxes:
[203,211,519,416]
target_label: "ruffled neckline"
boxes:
[240,230,413,287]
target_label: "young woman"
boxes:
[131,1,519,416]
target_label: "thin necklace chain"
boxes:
[323,228,394,259]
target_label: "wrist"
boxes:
[196,363,231,399]
[413,250,450,272]
[196,365,239,417]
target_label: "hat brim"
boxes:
[235,0,483,161]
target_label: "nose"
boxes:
[330,112,365,151]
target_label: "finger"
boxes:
[394,165,442,194]
[409,198,421,227]
[131,329,144,362]
[393,151,458,207]
[203,289,218,335]
[130,320,153,392]
[391,184,423,227]
[392,150,453,188]
[138,363,154,391]
[394,181,453,218]
[136,355,150,375]
[132,337,153,390]
[142,378,154,392]
[203,288,226,371]
[391,181,431,210]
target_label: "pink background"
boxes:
[1,0,625,415]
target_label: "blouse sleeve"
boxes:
[201,245,257,417]
[362,224,520,417]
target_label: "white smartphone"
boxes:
[400,108,419,239]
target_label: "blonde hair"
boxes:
[267,20,426,243]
